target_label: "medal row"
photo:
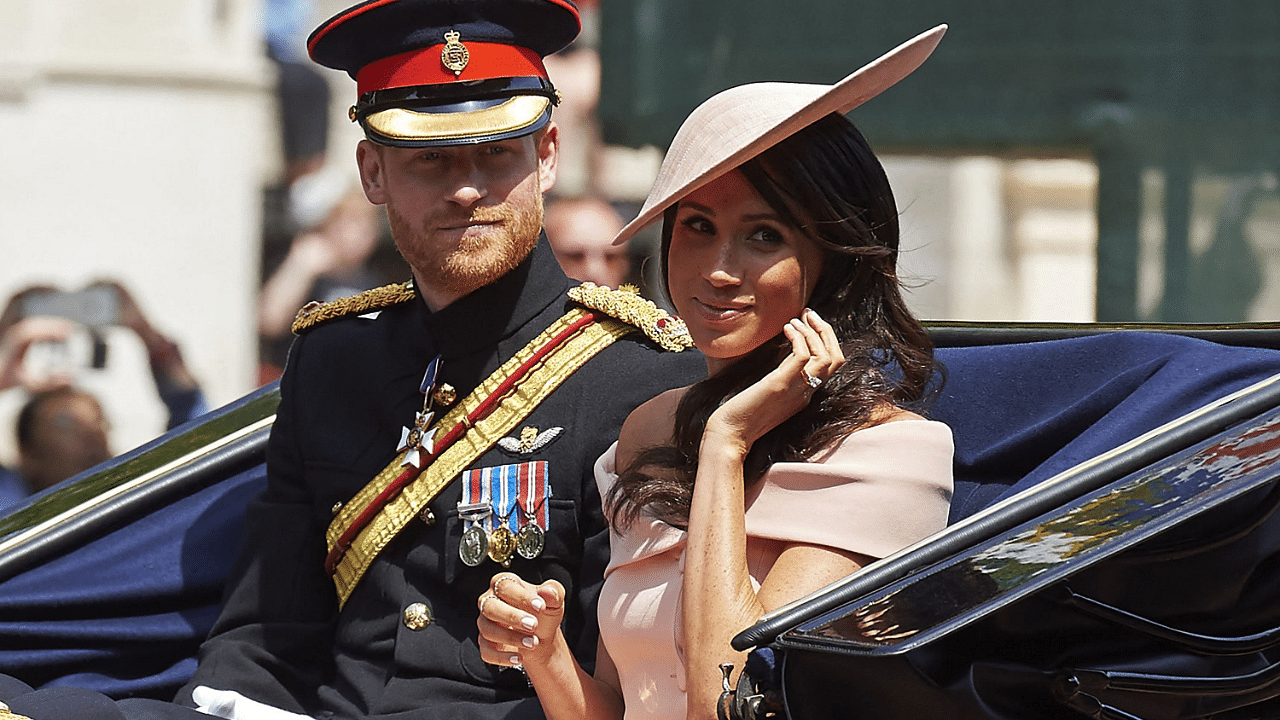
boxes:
[458,460,552,568]
[459,521,546,567]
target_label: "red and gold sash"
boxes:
[324,308,634,606]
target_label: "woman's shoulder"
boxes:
[615,386,688,470]
[828,408,953,456]
[745,410,953,559]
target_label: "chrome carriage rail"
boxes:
[0,383,280,583]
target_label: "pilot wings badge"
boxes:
[498,426,563,456]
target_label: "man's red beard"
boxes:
[389,198,544,300]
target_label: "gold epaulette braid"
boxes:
[0,702,32,720]
[291,281,417,335]
[567,283,693,352]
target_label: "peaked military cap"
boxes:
[308,0,580,147]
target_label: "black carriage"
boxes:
[4,324,1280,720]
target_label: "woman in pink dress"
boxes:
[476,25,952,720]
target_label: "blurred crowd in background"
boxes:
[0,0,646,503]
[2,0,1279,503]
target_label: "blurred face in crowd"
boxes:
[18,388,111,492]
[357,126,559,310]
[545,198,630,289]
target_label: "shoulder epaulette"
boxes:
[567,282,693,352]
[291,281,417,335]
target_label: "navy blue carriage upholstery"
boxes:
[0,331,1278,700]
[933,331,1280,522]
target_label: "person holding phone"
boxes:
[0,281,208,506]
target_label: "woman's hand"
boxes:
[705,308,844,451]
[476,572,566,668]
[477,576,626,720]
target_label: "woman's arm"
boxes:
[474,392,679,719]
[477,576,625,720]
[682,310,851,720]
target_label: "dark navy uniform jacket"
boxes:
[174,240,704,719]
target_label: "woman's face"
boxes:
[667,169,824,375]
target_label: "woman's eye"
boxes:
[680,216,714,234]
[748,226,785,245]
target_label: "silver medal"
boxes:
[516,522,545,560]
[460,523,488,567]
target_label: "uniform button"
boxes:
[403,602,431,630]
[420,508,435,527]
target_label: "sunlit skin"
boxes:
[356,125,559,311]
[472,169,867,720]
[665,170,826,376]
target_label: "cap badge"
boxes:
[441,30,470,76]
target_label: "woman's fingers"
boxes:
[785,310,842,389]
[480,574,542,632]
[477,629,524,667]
[478,612,533,651]
[476,574,568,669]
[804,309,845,369]
[477,583,538,667]
[477,600,531,667]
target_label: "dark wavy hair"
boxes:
[607,113,938,529]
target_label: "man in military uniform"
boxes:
[0,1,700,718]
[174,0,702,718]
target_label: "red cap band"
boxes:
[356,42,549,96]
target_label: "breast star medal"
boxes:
[398,356,442,469]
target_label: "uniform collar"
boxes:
[417,235,571,358]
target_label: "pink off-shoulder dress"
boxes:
[595,418,954,720]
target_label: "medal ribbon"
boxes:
[521,461,550,529]
[488,464,519,534]
[324,309,635,606]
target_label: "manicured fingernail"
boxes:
[510,655,522,665]
[531,597,546,611]
[521,615,537,630]
[523,636,537,648]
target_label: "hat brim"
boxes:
[613,24,947,246]
[363,95,553,147]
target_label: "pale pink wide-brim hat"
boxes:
[613,24,947,246]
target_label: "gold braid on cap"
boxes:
[292,281,417,335]
[567,283,693,352]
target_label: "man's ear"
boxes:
[536,123,559,194]
[356,140,388,205]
